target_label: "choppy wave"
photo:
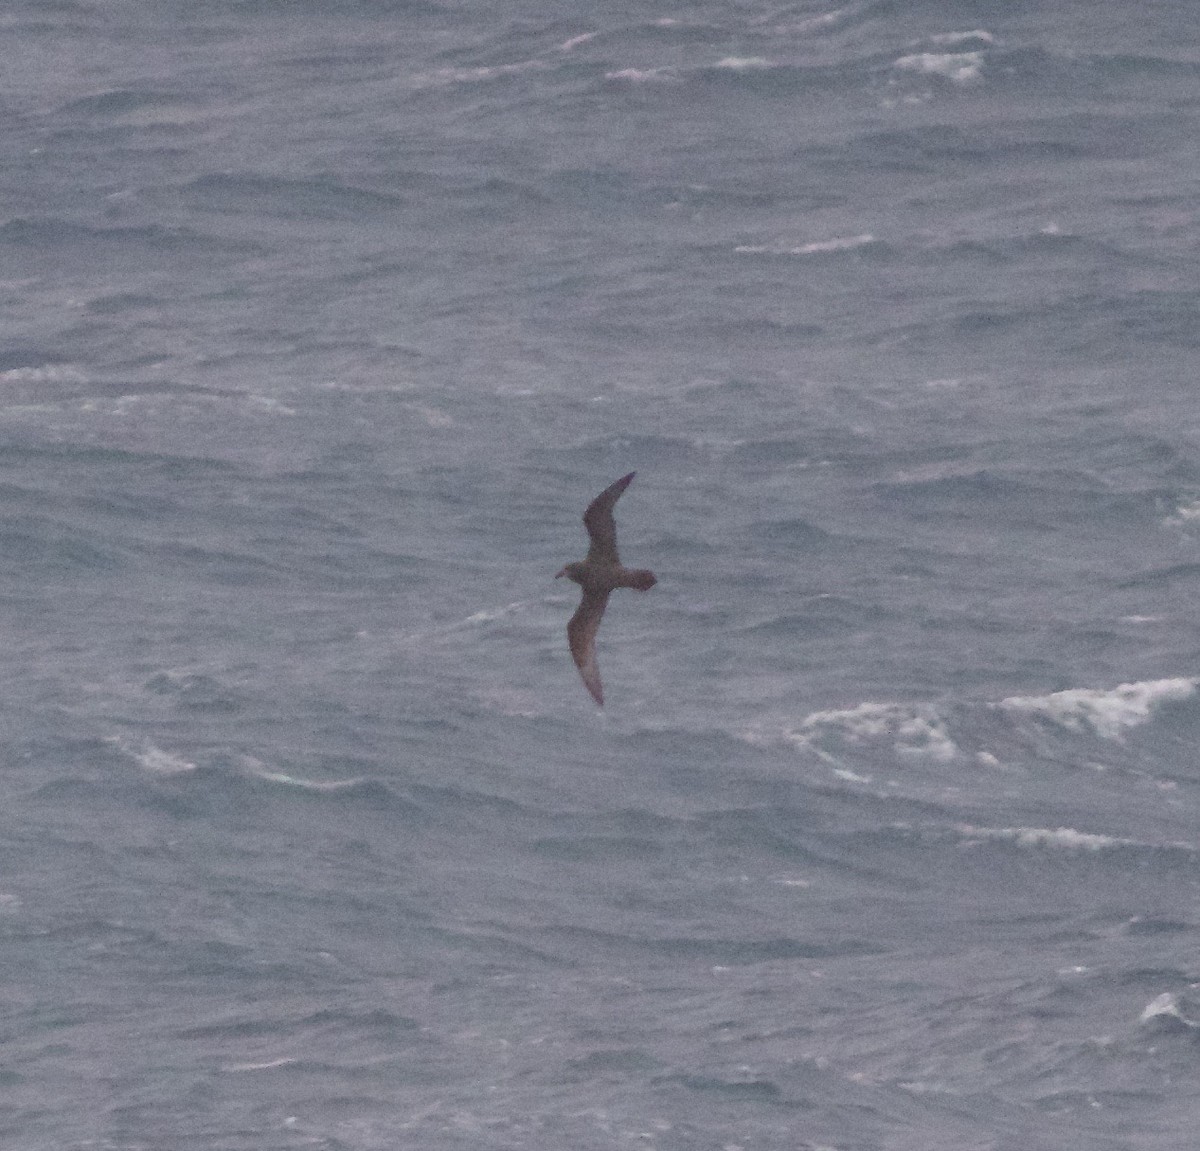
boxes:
[713,56,774,72]
[952,823,1195,853]
[734,233,878,257]
[106,735,199,775]
[927,31,996,48]
[106,736,389,799]
[742,677,1200,794]
[893,51,985,84]
[7,1,1200,1147]
[410,58,550,89]
[788,700,960,763]
[999,678,1197,740]
[603,67,678,84]
[0,217,236,253]
[1140,992,1200,1031]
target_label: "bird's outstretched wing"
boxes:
[583,471,635,565]
[566,588,610,706]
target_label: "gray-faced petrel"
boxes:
[556,472,657,706]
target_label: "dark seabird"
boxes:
[556,472,657,706]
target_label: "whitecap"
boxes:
[459,600,528,627]
[795,233,875,254]
[559,32,596,52]
[998,677,1196,740]
[954,823,1138,851]
[894,51,984,83]
[106,735,197,775]
[927,30,995,47]
[604,67,678,84]
[833,767,871,783]
[714,56,774,71]
[1165,496,1200,523]
[1139,992,1199,1028]
[252,771,367,792]
[799,700,897,740]
[787,10,848,34]
[0,363,88,383]
[226,1058,299,1072]
[789,700,960,762]
[412,59,546,88]
[735,233,876,257]
[895,714,957,762]
[393,600,531,648]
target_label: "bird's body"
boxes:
[556,472,656,706]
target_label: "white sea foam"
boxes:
[253,770,366,792]
[107,735,197,775]
[1139,992,1198,1028]
[999,677,1196,740]
[797,233,876,254]
[751,4,846,32]
[237,754,367,791]
[1166,496,1200,523]
[735,233,876,256]
[894,51,984,83]
[227,1058,299,1072]
[558,33,596,52]
[413,59,546,88]
[0,363,88,383]
[954,823,1138,851]
[895,714,957,761]
[604,67,678,84]
[927,30,995,47]
[792,700,960,762]
[789,10,847,33]
[714,56,773,71]
[800,701,896,740]
[461,600,528,627]
[833,767,871,783]
[395,600,531,649]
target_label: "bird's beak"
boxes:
[554,567,566,579]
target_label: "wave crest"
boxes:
[999,678,1196,740]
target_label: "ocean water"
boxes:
[3,1,1200,1147]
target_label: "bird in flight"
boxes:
[556,472,657,706]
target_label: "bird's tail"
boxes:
[620,568,657,591]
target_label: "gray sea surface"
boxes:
[3,1,1200,1148]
